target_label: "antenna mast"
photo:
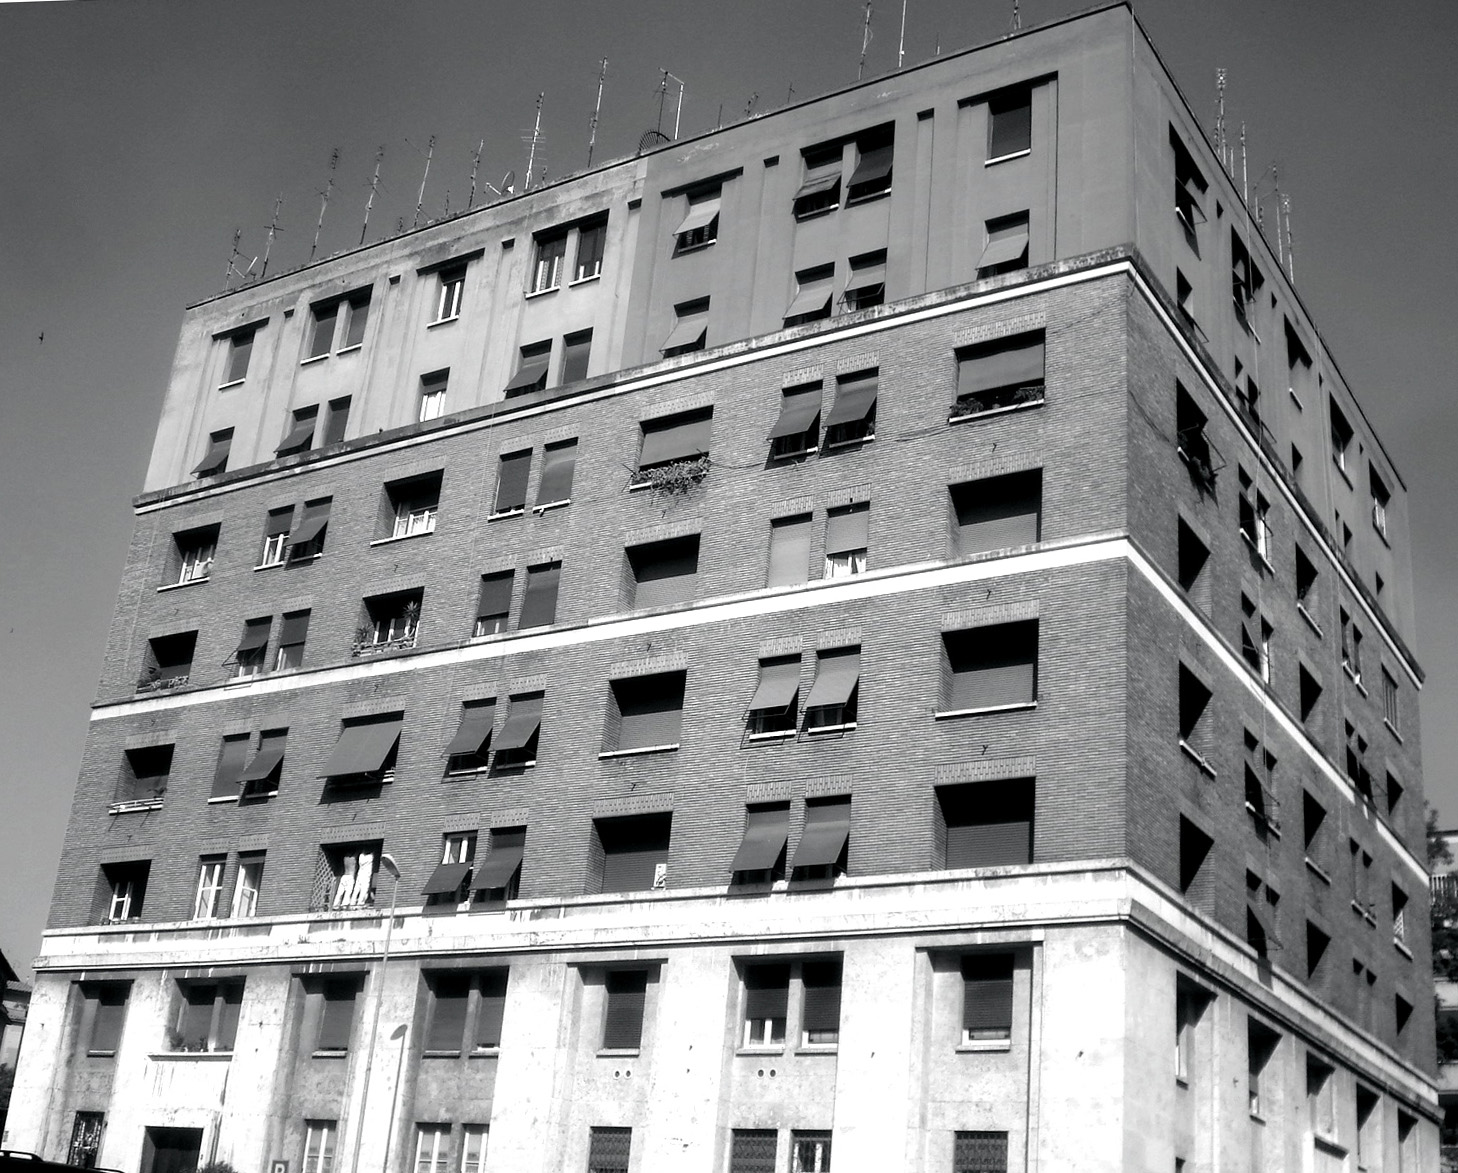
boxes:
[413,135,436,229]
[310,147,340,264]
[1215,68,1228,176]
[225,229,242,289]
[1271,166,1285,269]
[898,0,907,68]
[360,146,384,246]
[1240,123,1248,207]
[1011,0,1021,32]
[588,59,607,166]
[858,2,873,80]
[1281,194,1295,281]
[525,93,544,191]
[260,195,283,278]
[468,140,483,209]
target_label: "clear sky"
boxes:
[1,0,1454,981]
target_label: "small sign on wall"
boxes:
[271,1161,289,1173]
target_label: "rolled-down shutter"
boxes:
[602,971,648,1049]
[769,386,823,439]
[318,718,402,778]
[426,974,470,1050]
[790,799,851,869]
[445,702,495,757]
[536,441,577,505]
[494,451,533,513]
[475,971,508,1048]
[766,515,812,587]
[277,611,311,647]
[800,961,843,1033]
[598,814,670,893]
[729,805,790,873]
[804,650,861,709]
[518,563,561,629]
[288,500,331,547]
[743,965,789,1021]
[211,737,250,799]
[958,334,1044,398]
[953,471,1041,555]
[613,673,686,751]
[475,572,514,626]
[472,828,525,892]
[945,622,1038,710]
[824,373,878,426]
[825,504,870,555]
[638,412,712,468]
[494,695,543,752]
[961,954,1014,1035]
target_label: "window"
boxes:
[1178,816,1213,908]
[173,525,218,584]
[602,969,649,1050]
[423,832,476,909]
[424,971,508,1052]
[82,982,130,1054]
[275,610,310,671]
[746,656,800,738]
[1175,980,1208,1082]
[1176,518,1209,600]
[784,264,834,327]
[323,395,351,445]
[419,370,448,422]
[319,714,403,786]
[230,852,265,917]
[314,976,363,1051]
[1239,595,1273,684]
[503,341,551,397]
[1330,400,1354,475]
[1238,375,1262,429]
[729,1131,777,1173]
[987,86,1032,161]
[314,842,385,910]
[210,734,248,802]
[593,812,672,893]
[222,328,256,385]
[574,217,607,281]
[1245,870,1280,959]
[192,856,226,920]
[1356,1086,1381,1173]
[587,1127,631,1173]
[730,803,790,880]
[1175,383,1216,490]
[1383,668,1399,730]
[937,778,1035,868]
[117,745,172,807]
[824,503,869,577]
[941,621,1038,713]
[636,407,712,475]
[1303,791,1330,876]
[444,699,496,772]
[1247,1019,1280,1118]
[1371,468,1391,538]
[359,588,423,652]
[1350,837,1374,915]
[673,188,720,253]
[1307,1055,1337,1139]
[1237,468,1272,563]
[520,561,561,629]
[824,369,877,447]
[536,438,577,508]
[791,1133,832,1173]
[603,671,686,754]
[950,471,1041,557]
[767,513,812,587]
[170,979,242,1052]
[790,796,851,880]
[434,265,465,322]
[493,450,533,516]
[741,963,788,1047]
[962,953,1014,1044]
[67,1111,106,1168]
[846,125,893,202]
[662,297,709,356]
[1345,721,1373,800]
[341,289,371,349]
[191,428,233,478]
[1299,664,1322,723]
[977,211,1030,278]
[1296,546,1319,626]
[302,1121,338,1173]
[952,332,1044,420]
[531,230,567,293]
[1340,609,1364,683]
[1386,771,1404,817]
[626,534,700,610]
[474,572,513,637]
[1171,129,1208,245]
[1177,665,1213,773]
[260,507,292,566]
[277,406,319,456]
[804,648,860,732]
[802,959,842,1045]
[1231,233,1262,334]
[472,826,526,905]
[414,1125,450,1173]
[1243,737,1279,839]
[793,142,843,219]
[288,498,330,562]
[953,1132,1009,1173]
[384,471,442,539]
[1176,270,1197,334]
[308,301,340,359]
[842,249,886,311]
[492,693,542,769]
[1396,994,1413,1040]
[1393,884,1409,947]
[461,1127,488,1173]
[1305,921,1330,979]
[98,861,148,922]
[561,329,593,384]
[233,617,270,679]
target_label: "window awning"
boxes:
[288,501,330,547]
[476,573,513,620]
[804,651,860,709]
[239,741,285,784]
[824,374,878,426]
[495,451,532,512]
[794,167,841,202]
[494,695,542,751]
[210,738,249,798]
[729,806,789,872]
[847,144,893,188]
[674,197,721,236]
[959,335,1044,396]
[472,836,526,890]
[768,387,822,439]
[421,861,471,897]
[264,508,293,538]
[639,413,711,468]
[978,222,1030,271]
[445,704,495,756]
[784,278,832,321]
[536,443,576,504]
[278,611,310,646]
[275,417,316,456]
[748,658,800,713]
[662,309,708,354]
[192,436,232,477]
[236,623,270,653]
[318,718,402,778]
[825,505,869,555]
[845,256,886,293]
[790,801,851,869]
[504,349,550,395]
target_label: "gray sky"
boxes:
[1,0,1454,981]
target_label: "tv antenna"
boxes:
[524,93,544,191]
[260,194,284,278]
[588,58,607,167]
[483,170,516,199]
[898,0,908,67]
[745,92,758,117]
[1011,0,1020,33]
[309,147,340,264]
[360,145,385,246]
[1280,193,1295,281]
[1239,123,1248,207]
[1215,68,1230,176]
[858,2,873,80]
[224,228,258,289]
[656,70,685,141]
[468,140,484,209]
[411,135,436,228]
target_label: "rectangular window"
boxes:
[118,745,172,806]
[742,963,789,1048]
[1239,595,1273,683]
[587,1127,631,1173]
[223,328,256,384]
[315,977,363,1051]
[1175,981,1207,1082]
[962,954,1014,1044]
[804,647,860,732]
[1247,1019,1280,1118]
[434,265,465,322]
[846,125,893,202]
[171,979,242,1052]
[99,862,149,922]
[843,249,886,311]
[791,1133,832,1173]
[287,498,329,561]
[504,341,551,397]
[1172,130,1208,244]
[472,827,526,905]
[824,503,869,577]
[425,973,472,1052]
[602,970,649,1050]
[474,571,514,637]
[1178,816,1213,905]
[593,812,672,894]
[1371,468,1391,538]
[260,506,292,566]
[1340,609,1364,683]
[1383,668,1399,730]
[1175,383,1215,490]
[536,438,577,508]
[422,832,477,908]
[987,86,1032,161]
[947,470,1043,557]
[302,1121,337,1173]
[519,561,562,629]
[1176,270,1197,334]
[977,211,1030,278]
[276,406,319,457]
[1300,664,1322,723]
[673,188,721,253]
[729,1130,777,1173]
[319,714,403,785]
[360,588,423,651]
[531,230,567,293]
[1392,884,1409,946]
[952,332,1044,420]
[418,370,448,422]
[230,852,265,917]
[83,982,130,1054]
[802,959,843,1045]
[445,699,496,772]
[785,264,835,327]
[790,796,851,879]
[941,621,1038,712]
[1302,791,1329,875]
[173,525,218,584]
[233,617,270,679]
[766,513,812,587]
[192,856,227,920]
[1176,518,1210,601]
[574,218,607,281]
[662,297,710,356]
[211,734,249,801]
[953,1132,1008,1173]
[323,396,351,445]
[492,693,542,769]
[824,369,877,447]
[1306,921,1330,979]
[1296,546,1319,620]
[342,289,371,349]
[384,471,442,539]
[67,1111,106,1169]
[1237,468,1272,562]
[626,534,700,610]
[275,610,310,671]
[561,329,593,385]
[637,407,712,473]
[1178,665,1213,770]
[1308,1055,1337,1138]
[414,1125,450,1173]
[1231,233,1262,333]
[1346,721,1373,800]
[730,803,790,880]
[493,450,533,515]
[308,301,339,358]
[1330,400,1354,474]
[191,428,233,478]
[604,671,686,754]
[793,142,843,219]
[937,778,1035,868]
[746,656,801,738]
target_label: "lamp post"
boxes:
[380,1023,410,1173]
[347,852,401,1173]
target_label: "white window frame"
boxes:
[303,1122,337,1173]
[532,233,567,293]
[460,1126,487,1173]
[108,877,136,921]
[742,1014,785,1049]
[414,1124,451,1173]
[231,857,263,918]
[419,387,446,422]
[791,1134,831,1173]
[393,503,438,539]
[178,541,214,584]
[443,831,477,865]
[276,640,305,672]
[193,858,226,920]
[823,549,866,579]
[435,270,465,323]
[260,530,288,567]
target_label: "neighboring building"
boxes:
[0,949,31,1139]
[7,5,1437,1171]
[1430,830,1458,1169]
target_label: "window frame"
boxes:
[433,265,466,324]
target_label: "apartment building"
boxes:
[6,6,1437,1172]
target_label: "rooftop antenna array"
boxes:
[525,93,544,191]
[260,195,284,278]
[223,228,258,289]
[1214,68,1229,176]
[588,59,608,167]
[309,148,340,264]
[1011,0,1021,33]
[360,146,385,246]
[412,135,436,229]
[657,70,686,141]
[1240,123,1248,207]
[858,2,874,81]
[468,140,484,210]
[1280,193,1295,281]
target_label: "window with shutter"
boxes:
[493,450,533,516]
[636,408,712,471]
[211,735,250,800]
[275,610,310,671]
[768,383,822,460]
[846,126,893,203]
[603,671,686,755]
[746,656,801,738]
[766,514,812,587]
[823,503,869,578]
[626,535,699,610]
[587,1127,632,1173]
[474,571,515,637]
[729,803,790,880]
[519,562,561,629]
[961,954,1014,1043]
[791,1132,832,1173]
[445,700,495,773]
[593,812,672,894]
[986,86,1032,161]
[493,693,543,769]
[742,964,789,1048]
[475,971,508,1049]
[315,976,363,1052]
[937,779,1034,869]
[535,439,577,508]
[803,648,860,732]
[953,1131,1009,1173]
[729,1130,778,1173]
[84,982,131,1054]
[824,369,877,447]
[425,973,471,1052]
[288,498,331,559]
[940,621,1038,713]
[561,329,593,385]
[277,406,319,456]
[784,264,834,327]
[952,332,1045,420]
[602,970,649,1050]
[977,211,1030,278]
[503,342,551,397]
[472,827,525,905]
[949,470,1041,556]
[801,959,842,1045]
[574,218,607,282]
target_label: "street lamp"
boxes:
[347,852,401,1173]
[380,1023,410,1173]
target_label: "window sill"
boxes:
[1383,718,1402,743]
[1288,386,1303,411]
[1394,938,1413,960]
[769,446,818,462]
[150,1050,232,1062]
[311,1050,349,1059]
[570,272,602,287]
[806,722,857,736]
[596,1048,640,1058]
[533,498,572,515]
[422,1049,462,1059]
[336,343,362,356]
[444,765,491,779]
[1305,857,1332,885]
[1244,802,1281,839]
[1343,666,1369,696]
[428,315,460,329]
[599,744,680,760]
[845,188,891,207]
[985,148,1031,166]
[217,378,246,391]
[1178,740,1217,778]
[300,353,330,367]
[109,798,165,815]
[85,1050,117,1059]
[956,1038,1012,1053]
[469,1046,501,1058]
[746,728,797,743]
[674,240,716,257]
[207,795,240,805]
[1333,457,1354,489]
[1238,532,1275,573]
[254,557,287,572]
[370,531,434,547]
[525,285,560,299]
[821,433,875,452]
[1297,603,1323,637]
[948,398,1042,425]
[158,578,208,593]
[488,507,525,522]
[228,672,266,686]
[1351,900,1377,926]
[793,205,840,223]
[935,701,1037,720]
[736,1045,785,1057]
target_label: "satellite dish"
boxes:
[638,129,670,154]
[485,170,517,198]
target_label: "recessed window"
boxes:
[952,332,1044,421]
[418,370,448,422]
[784,264,834,327]
[1176,518,1209,600]
[1239,595,1273,683]
[824,503,869,578]
[574,217,608,281]
[746,656,800,738]
[1175,979,1209,1081]
[444,699,495,772]
[414,1125,450,1173]
[950,471,1042,557]
[1382,668,1399,731]
[1177,664,1212,769]
[937,778,1034,868]
[222,327,256,385]
[520,561,562,629]
[1237,468,1272,563]
[602,970,649,1050]
[791,1132,832,1173]
[1345,720,1373,800]
[1176,270,1197,334]
[1305,921,1330,979]
[316,845,384,912]
[472,826,526,904]
[117,744,172,808]
[274,610,309,671]
[503,341,551,397]
[729,1131,778,1173]
[240,731,286,799]
[954,1133,1009,1173]
[286,499,329,561]
[308,301,340,359]
[276,405,318,456]
[322,395,351,445]
[588,1127,632,1173]
[1330,400,1354,475]
[673,188,721,254]
[769,383,822,460]
[531,230,567,293]
[81,982,131,1055]
[358,588,422,653]
[141,632,195,691]
[302,1122,338,1173]
[98,862,149,923]
[790,796,851,880]
[846,125,893,203]
[1247,1019,1280,1118]
[793,142,843,219]
[592,812,672,894]
[987,87,1032,161]
[191,428,233,478]
[767,513,812,587]
[422,832,476,909]
[232,617,271,679]
[1175,383,1216,491]
[603,671,686,754]
[1339,607,1363,682]
[1178,816,1213,906]
[341,289,371,349]
[312,975,364,1050]
[824,369,877,447]
[492,693,543,769]
[1392,884,1409,947]
[626,534,700,610]
[1370,468,1391,538]
[730,803,790,881]
[1295,546,1318,617]
[474,571,514,637]
[636,407,712,475]
[1231,233,1262,334]
[169,978,242,1052]
[804,647,860,732]
[961,953,1014,1043]
[1171,130,1208,247]
[382,471,442,539]
[977,211,1030,278]
[941,621,1038,713]
[493,449,533,515]
[561,329,593,385]
[172,524,218,585]
[741,963,788,1047]
[842,249,886,311]
[434,264,465,323]
[1244,870,1279,960]
[318,715,402,787]
[662,297,710,356]
[536,438,578,508]
[211,734,249,801]
[260,507,292,566]
[1299,664,1322,723]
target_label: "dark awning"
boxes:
[278,611,311,646]
[768,387,822,440]
[845,256,886,293]
[421,861,472,896]
[275,417,316,456]
[503,350,550,395]
[639,414,711,468]
[536,443,576,504]
[192,435,232,477]
[793,168,841,202]
[239,742,285,783]
[445,704,495,756]
[978,223,1029,271]
[791,801,851,869]
[661,309,708,354]
[473,836,526,890]
[288,501,330,547]
[318,718,402,778]
[824,506,869,555]
[784,279,832,321]
[494,695,543,751]
[804,651,860,708]
[674,198,721,236]
[847,144,893,187]
[264,508,293,537]
[494,450,532,512]
[824,374,878,426]
[747,658,800,713]
[959,335,1044,396]
[729,807,789,872]
[236,623,270,653]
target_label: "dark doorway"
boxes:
[142,1127,203,1173]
